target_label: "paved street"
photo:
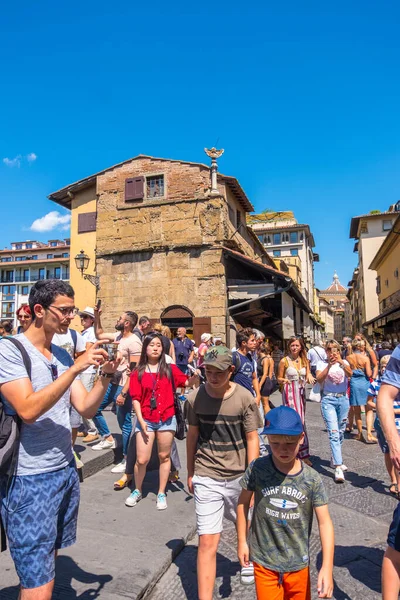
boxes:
[0,395,396,599]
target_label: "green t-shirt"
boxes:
[240,455,328,573]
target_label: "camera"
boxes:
[178,352,184,361]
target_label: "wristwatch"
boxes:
[100,371,113,379]
[120,391,128,399]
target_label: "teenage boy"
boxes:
[232,328,261,404]
[377,343,400,599]
[237,406,334,600]
[186,346,262,600]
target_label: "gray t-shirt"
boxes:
[0,334,75,476]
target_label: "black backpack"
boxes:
[0,337,32,552]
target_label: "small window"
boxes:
[395,269,399,279]
[385,279,389,287]
[21,286,29,295]
[273,250,281,257]
[290,231,298,243]
[62,253,69,258]
[25,243,32,249]
[31,255,38,260]
[78,212,96,234]
[330,300,334,306]
[236,210,242,229]
[50,241,57,247]
[376,276,381,294]
[1,257,11,262]
[290,249,299,256]
[146,175,164,198]
[273,233,281,245]
[47,254,53,259]
[382,299,387,309]
[15,244,22,250]
[266,235,271,245]
[360,222,368,234]
[383,220,392,231]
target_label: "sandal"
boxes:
[168,470,180,483]
[114,477,131,491]
[366,436,378,444]
[390,483,398,496]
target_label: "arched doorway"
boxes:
[161,305,194,336]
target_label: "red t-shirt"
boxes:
[130,364,187,423]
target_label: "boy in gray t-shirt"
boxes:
[237,406,334,599]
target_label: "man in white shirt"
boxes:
[307,341,327,378]
[78,307,99,443]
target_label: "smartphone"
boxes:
[130,362,137,371]
[96,299,102,310]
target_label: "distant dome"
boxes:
[324,272,348,293]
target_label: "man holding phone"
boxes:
[93,306,142,476]
[0,280,120,600]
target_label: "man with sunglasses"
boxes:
[0,280,120,600]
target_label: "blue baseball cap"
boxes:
[262,406,304,436]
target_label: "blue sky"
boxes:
[1,1,399,289]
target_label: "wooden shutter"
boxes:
[193,317,212,346]
[78,212,96,233]
[125,177,144,201]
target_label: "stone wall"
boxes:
[97,246,228,337]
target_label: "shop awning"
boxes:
[364,305,400,328]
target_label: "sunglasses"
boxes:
[48,305,79,317]
[50,364,58,381]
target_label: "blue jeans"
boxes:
[93,383,123,438]
[117,395,132,456]
[321,394,349,466]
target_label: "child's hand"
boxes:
[317,566,333,598]
[237,541,250,567]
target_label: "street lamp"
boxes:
[74,250,100,291]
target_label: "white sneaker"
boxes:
[91,437,116,451]
[111,459,126,473]
[156,493,167,510]
[330,460,348,471]
[334,466,345,483]
[125,489,142,507]
[240,562,255,585]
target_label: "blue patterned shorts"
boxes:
[0,461,80,589]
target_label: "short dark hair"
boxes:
[124,311,138,329]
[139,316,150,326]
[236,328,255,348]
[29,280,74,321]
[2,320,13,334]
[382,341,392,350]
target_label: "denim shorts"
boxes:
[0,461,80,588]
[388,502,400,551]
[135,415,177,433]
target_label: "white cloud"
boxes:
[30,211,71,233]
[27,152,37,163]
[3,155,22,168]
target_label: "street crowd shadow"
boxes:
[0,556,112,600]
[314,544,383,599]
[311,455,389,496]
[167,541,240,600]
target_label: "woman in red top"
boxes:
[127,332,197,510]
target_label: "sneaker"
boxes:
[77,431,85,437]
[111,459,126,474]
[156,493,167,510]
[91,437,116,451]
[82,433,99,443]
[73,451,84,469]
[125,489,142,507]
[240,563,255,585]
[330,460,348,471]
[334,466,345,483]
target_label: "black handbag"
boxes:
[170,367,185,440]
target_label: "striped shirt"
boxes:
[382,344,400,393]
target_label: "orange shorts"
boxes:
[253,562,311,600]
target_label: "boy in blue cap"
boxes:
[237,406,334,599]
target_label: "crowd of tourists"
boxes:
[0,280,400,600]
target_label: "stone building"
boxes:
[319,272,352,341]
[365,211,400,342]
[349,204,400,331]
[49,154,318,346]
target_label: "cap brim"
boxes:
[79,312,94,318]
[203,362,232,371]
[261,426,303,436]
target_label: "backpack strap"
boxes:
[70,329,78,356]
[0,337,32,379]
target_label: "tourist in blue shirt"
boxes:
[232,329,260,403]
[172,327,194,374]
[377,343,400,599]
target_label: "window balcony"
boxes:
[15,275,30,282]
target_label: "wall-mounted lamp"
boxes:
[74,250,100,291]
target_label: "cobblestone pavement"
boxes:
[149,400,395,600]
